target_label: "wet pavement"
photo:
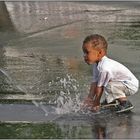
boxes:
[0,1,140,139]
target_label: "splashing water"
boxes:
[54,74,83,115]
[31,72,85,116]
[0,69,86,117]
[55,92,81,114]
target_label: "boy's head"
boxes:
[82,34,108,64]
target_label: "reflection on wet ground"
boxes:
[0,1,140,139]
[0,111,140,139]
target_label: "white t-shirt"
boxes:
[92,56,139,92]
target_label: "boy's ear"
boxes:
[98,49,105,58]
[99,49,102,54]
[98,48,102,54]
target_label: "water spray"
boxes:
[0,68,49,116]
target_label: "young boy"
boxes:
[82,34,139,113]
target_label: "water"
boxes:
[0,1,140,139]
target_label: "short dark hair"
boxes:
[83,34,108,51]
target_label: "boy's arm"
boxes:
[88,82,97,98]
[92,86,104,107]
[83,83,104,110]
[83,82,97,107]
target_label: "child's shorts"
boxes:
[104,81,136,103]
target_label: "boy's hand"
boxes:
[91,105,100,112]
[81,98,100,112]
[81,97,94,109]
[91,101,100,112]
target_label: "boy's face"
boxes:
[82,42,100,65]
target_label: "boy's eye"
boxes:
[85,51,89,54]
[83,49,88,54]
[82,47,89,54]
[83,51,88,55]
